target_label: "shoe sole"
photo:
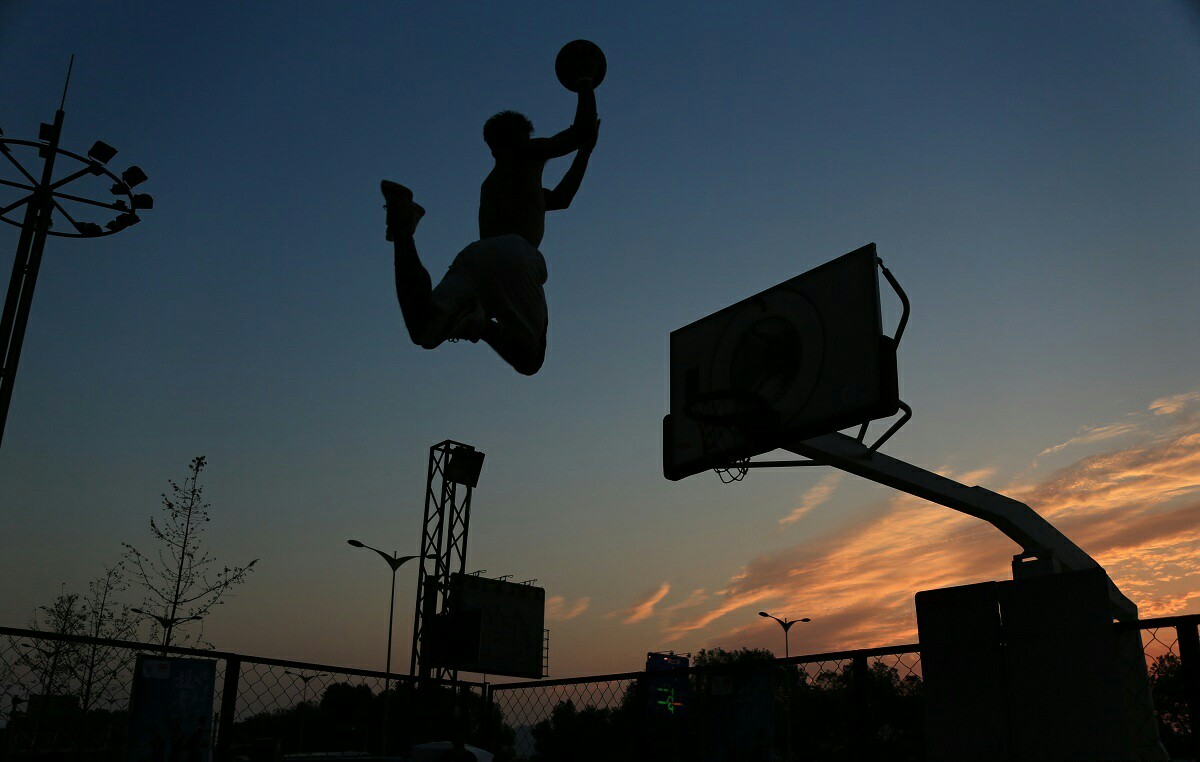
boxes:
[382,181,424,239]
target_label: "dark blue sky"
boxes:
[1,1,1197,674]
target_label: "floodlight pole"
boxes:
[0,110,63,450]
[410,441,484,682]
[0,93,152,451]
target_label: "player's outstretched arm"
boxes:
[544,119,599,211]
[528,80,598,161]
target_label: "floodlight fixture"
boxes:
[38,122,55,141]
[87,140,117,163]
[347,539,365,547]
[121,165,148,187]
[109,182,128,196]
[445,446,486,487]
[72,221,103,236]
[132,193,153,210]
[115,212,140,228]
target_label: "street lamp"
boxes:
[758,611,811,659]
[130,608,202,648]
[284,670,328,752]
[284,670,328,696]
[6,692,25,724]
[760,611,810,762]
[347,539,432,754]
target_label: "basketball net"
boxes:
[685,392,768,483]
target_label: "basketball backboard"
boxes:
[663,243,900,480]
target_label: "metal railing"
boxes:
[2,614,1198,760]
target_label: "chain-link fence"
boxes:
[492,617,1200,760]
[0,626,491,760]
[490,645,924,761]
[1129,615,1200,759]
[2,616,1199,760]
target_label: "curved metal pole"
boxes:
[385,562,396,754]
[348,540,429,753]
[786,431,1137,619]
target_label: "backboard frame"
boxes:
[664,243,902,481]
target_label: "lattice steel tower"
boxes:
[409,439,485,681]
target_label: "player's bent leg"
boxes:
[480,323,546,376]
[383,181,457,349]
[392,233,444,348]
[424,242,488,349]
[471,234,550,375]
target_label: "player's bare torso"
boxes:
[478,152,547,249]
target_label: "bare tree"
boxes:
[77,564,137,710]
[22,588,86,695]
[122,456,257,648]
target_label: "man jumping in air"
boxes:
[382,79,599,375]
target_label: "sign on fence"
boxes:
[124,655,217,762]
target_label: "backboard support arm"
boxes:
[783,431,1137,620]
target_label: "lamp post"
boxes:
[758,611,810,660]
[129,608,201,650]
[759,611,810,762]
[347,539,431,755]
[6,692,25,725]
[284,670,327,752]
[0,56,154,449]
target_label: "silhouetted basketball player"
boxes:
[383,80,598,375]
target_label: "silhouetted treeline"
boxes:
[1149,652,1193,757]
[231,680,514,758]
[527,648,1194,760]
[528,646,921,761]
[0,703,128,761]
[0,649,1190,760]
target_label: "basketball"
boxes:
[555,40,607,92]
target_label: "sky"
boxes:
[0,1,1197,680]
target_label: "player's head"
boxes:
[483,110,534,155]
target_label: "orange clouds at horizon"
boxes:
[610,390,1200,655]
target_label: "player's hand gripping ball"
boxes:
[555,40,606,91]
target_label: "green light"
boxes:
[655,686,684,715]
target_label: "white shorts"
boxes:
[431,234,549,344]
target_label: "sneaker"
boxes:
[381,180,425,240]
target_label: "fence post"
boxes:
[480,682,491,751]
[216,656,241,761]
[851,655,868,762]
[1176,623,1200,761]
